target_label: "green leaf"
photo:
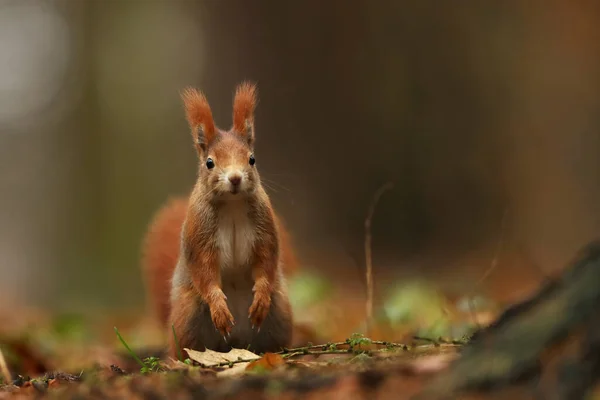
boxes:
[288,271,334,310]
[383,280,448,328]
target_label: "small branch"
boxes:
[468,207,509,327]
[364,182,394,335]
[205,357,261,368]
[477,208,509,287]
[0,347,11,384]
[190,338,463,369]
[280,340,409,354]
[281,342,460,357]
[412,336,469,346]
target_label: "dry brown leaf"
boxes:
[245,352,286,372]
[184,347,260,377]
[184,347,259,367]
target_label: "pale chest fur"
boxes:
[216,202,256,269]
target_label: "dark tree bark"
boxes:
[417,241,600,399]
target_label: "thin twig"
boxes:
[365,182,394,335]
[468,208,509,327]
[0,347,11,384]
[280,340,408,354]
[477,208,509,287]
[199,340,461,368]
[412,336,469,346]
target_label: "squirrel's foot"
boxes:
[249,291,271,329]
[210,300,235,336]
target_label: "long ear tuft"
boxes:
[232,81,257,142]
[181,87,216,150]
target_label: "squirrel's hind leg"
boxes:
[248,289,293,354]
[168,288,231,357]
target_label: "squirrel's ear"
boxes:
[232,81,257,144]
[181,87,216,152]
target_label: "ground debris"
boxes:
[2,242,600,399]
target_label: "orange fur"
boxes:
[181,87,217,147]
[232,81,257,135]
[274,214,298,275]
[246,203,280,328]
[141,82,297,356]
[168,286,197,358]
[182,196,235,336]
[141,196,188,327]
[141,196,298,330]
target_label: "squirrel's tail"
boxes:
[140,196,189,328]
[275,214,299,277]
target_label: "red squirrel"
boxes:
[141,82,297,358]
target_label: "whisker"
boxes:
[261,181,279,194]
[260,177,291,193]
[203,184,221,197]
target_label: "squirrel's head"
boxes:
[181,82,260,199]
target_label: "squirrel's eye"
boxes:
[249,154,256,166]
[206,158,215,169]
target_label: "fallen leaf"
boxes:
[245,353,286,373]
[184,348,260,377]
[184,348,259,367]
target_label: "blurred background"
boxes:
[1,0,599,328]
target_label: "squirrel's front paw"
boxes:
[210,301,235,336]
[248,291,271,329]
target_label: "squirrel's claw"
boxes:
[211,302,235,337]
[249,291,271,330]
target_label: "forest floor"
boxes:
[1,242,600,399]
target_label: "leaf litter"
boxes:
[0,286,476,399]
[2,265,568,400]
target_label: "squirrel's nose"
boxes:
[228,174,242,186]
